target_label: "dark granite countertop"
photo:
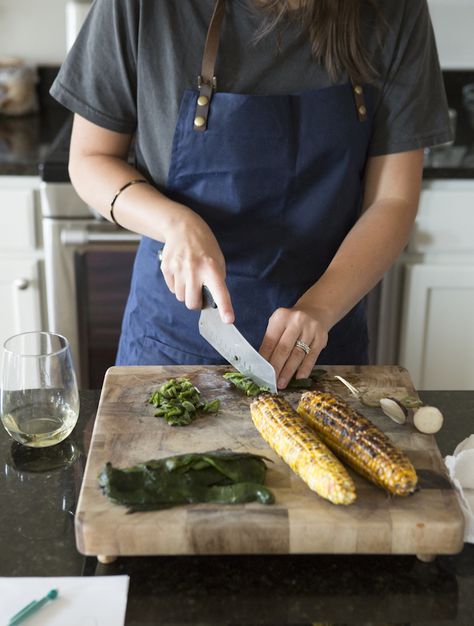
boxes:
[0,67,69,177]
[423,71,474,179]
[1,389,474,625]
[0,107,69,177]
[1,70,474,181]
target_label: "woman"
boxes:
[51,0,451,389]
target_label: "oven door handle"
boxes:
[60,229,142,246]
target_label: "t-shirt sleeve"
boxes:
[50,0,137,134]
[368,0,452,157]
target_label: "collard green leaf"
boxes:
[223,372,269,396]
[223,368,327,394]
[99,450,274,512]
[206,482,274,505]
[287,368,327,389]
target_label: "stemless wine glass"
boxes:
[0,331,79,447]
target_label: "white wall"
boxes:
[428,0,474,69]
[0,0,70,64]
[0,0,473,69]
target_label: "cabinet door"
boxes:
[0,188,37,250]
[399,263,474,390]
[0,259,43,376]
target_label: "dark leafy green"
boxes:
[223,372,268,396]
[98,450,275,512]
[223,368,327,395]
[149,377,220,426]
[287,368,327,389]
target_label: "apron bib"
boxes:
[117,0,374,366]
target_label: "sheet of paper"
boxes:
[0,576,129,626]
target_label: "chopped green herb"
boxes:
[223,372,269,396]
[223,368,327,394]
[148,377,220,426]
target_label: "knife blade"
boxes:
[199,286,278,393]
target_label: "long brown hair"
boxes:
[254,0,381,83]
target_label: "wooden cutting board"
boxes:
[75,365,464,559]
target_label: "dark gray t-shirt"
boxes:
[51,0,452,189]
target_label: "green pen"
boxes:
[8,588,58,625]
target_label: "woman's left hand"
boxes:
[259,306,329,390]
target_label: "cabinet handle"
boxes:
[13,278,30,290]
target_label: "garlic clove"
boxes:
[379,397,408,424]
[413,405,444,434]
[360,392,385,408]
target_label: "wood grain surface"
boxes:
[75,365,465,557]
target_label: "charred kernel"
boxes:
[297,391,418,496]
[250,394,356,506]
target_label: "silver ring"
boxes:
[295,339,310,355]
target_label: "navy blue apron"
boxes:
[116,0,374,367]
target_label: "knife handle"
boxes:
[202,285,217,309]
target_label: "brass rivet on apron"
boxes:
[354,85,363,95]
[197,95,209,106]
[358,105,367,116]
[194,116,206,128]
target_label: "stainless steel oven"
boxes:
[40,181,140,389]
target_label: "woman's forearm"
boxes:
[295,194,418,331]
[68,153,194,242]
[68,113,234,318]
[294,149,424,333]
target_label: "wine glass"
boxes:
[0,331,79,447]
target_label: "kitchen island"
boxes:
[1,389,473,625]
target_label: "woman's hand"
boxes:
[160,211,235,323]
[259,306,329,390]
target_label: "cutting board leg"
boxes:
[416,553,436,562]
[97,555,117,564]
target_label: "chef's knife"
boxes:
[199,286,278,393]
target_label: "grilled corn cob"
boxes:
[250,394,356,505]
[297,391,418,496]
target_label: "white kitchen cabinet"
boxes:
[398,180,474,390]
[428,0,474,70]
[0,178,44,378]
[399,263,474,390]
[0,258,43,336]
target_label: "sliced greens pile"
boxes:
[149,377,220,426]
[223,371,268,396]
[223,368,327,396]
[98,450,275,512]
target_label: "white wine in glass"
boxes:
[1,332,80,447]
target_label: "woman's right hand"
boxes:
[160,210,235,324]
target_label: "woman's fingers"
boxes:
[160,245,234,322]
[276,334,319,389]
[204,273,234,324]
[260,307,328,389]
[259,308,289,363]
[184,275,203,310]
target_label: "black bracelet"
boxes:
[110,178,148,228]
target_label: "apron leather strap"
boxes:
[193,0,367,129]
[194,0,226,132]
[351,81,367,122]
